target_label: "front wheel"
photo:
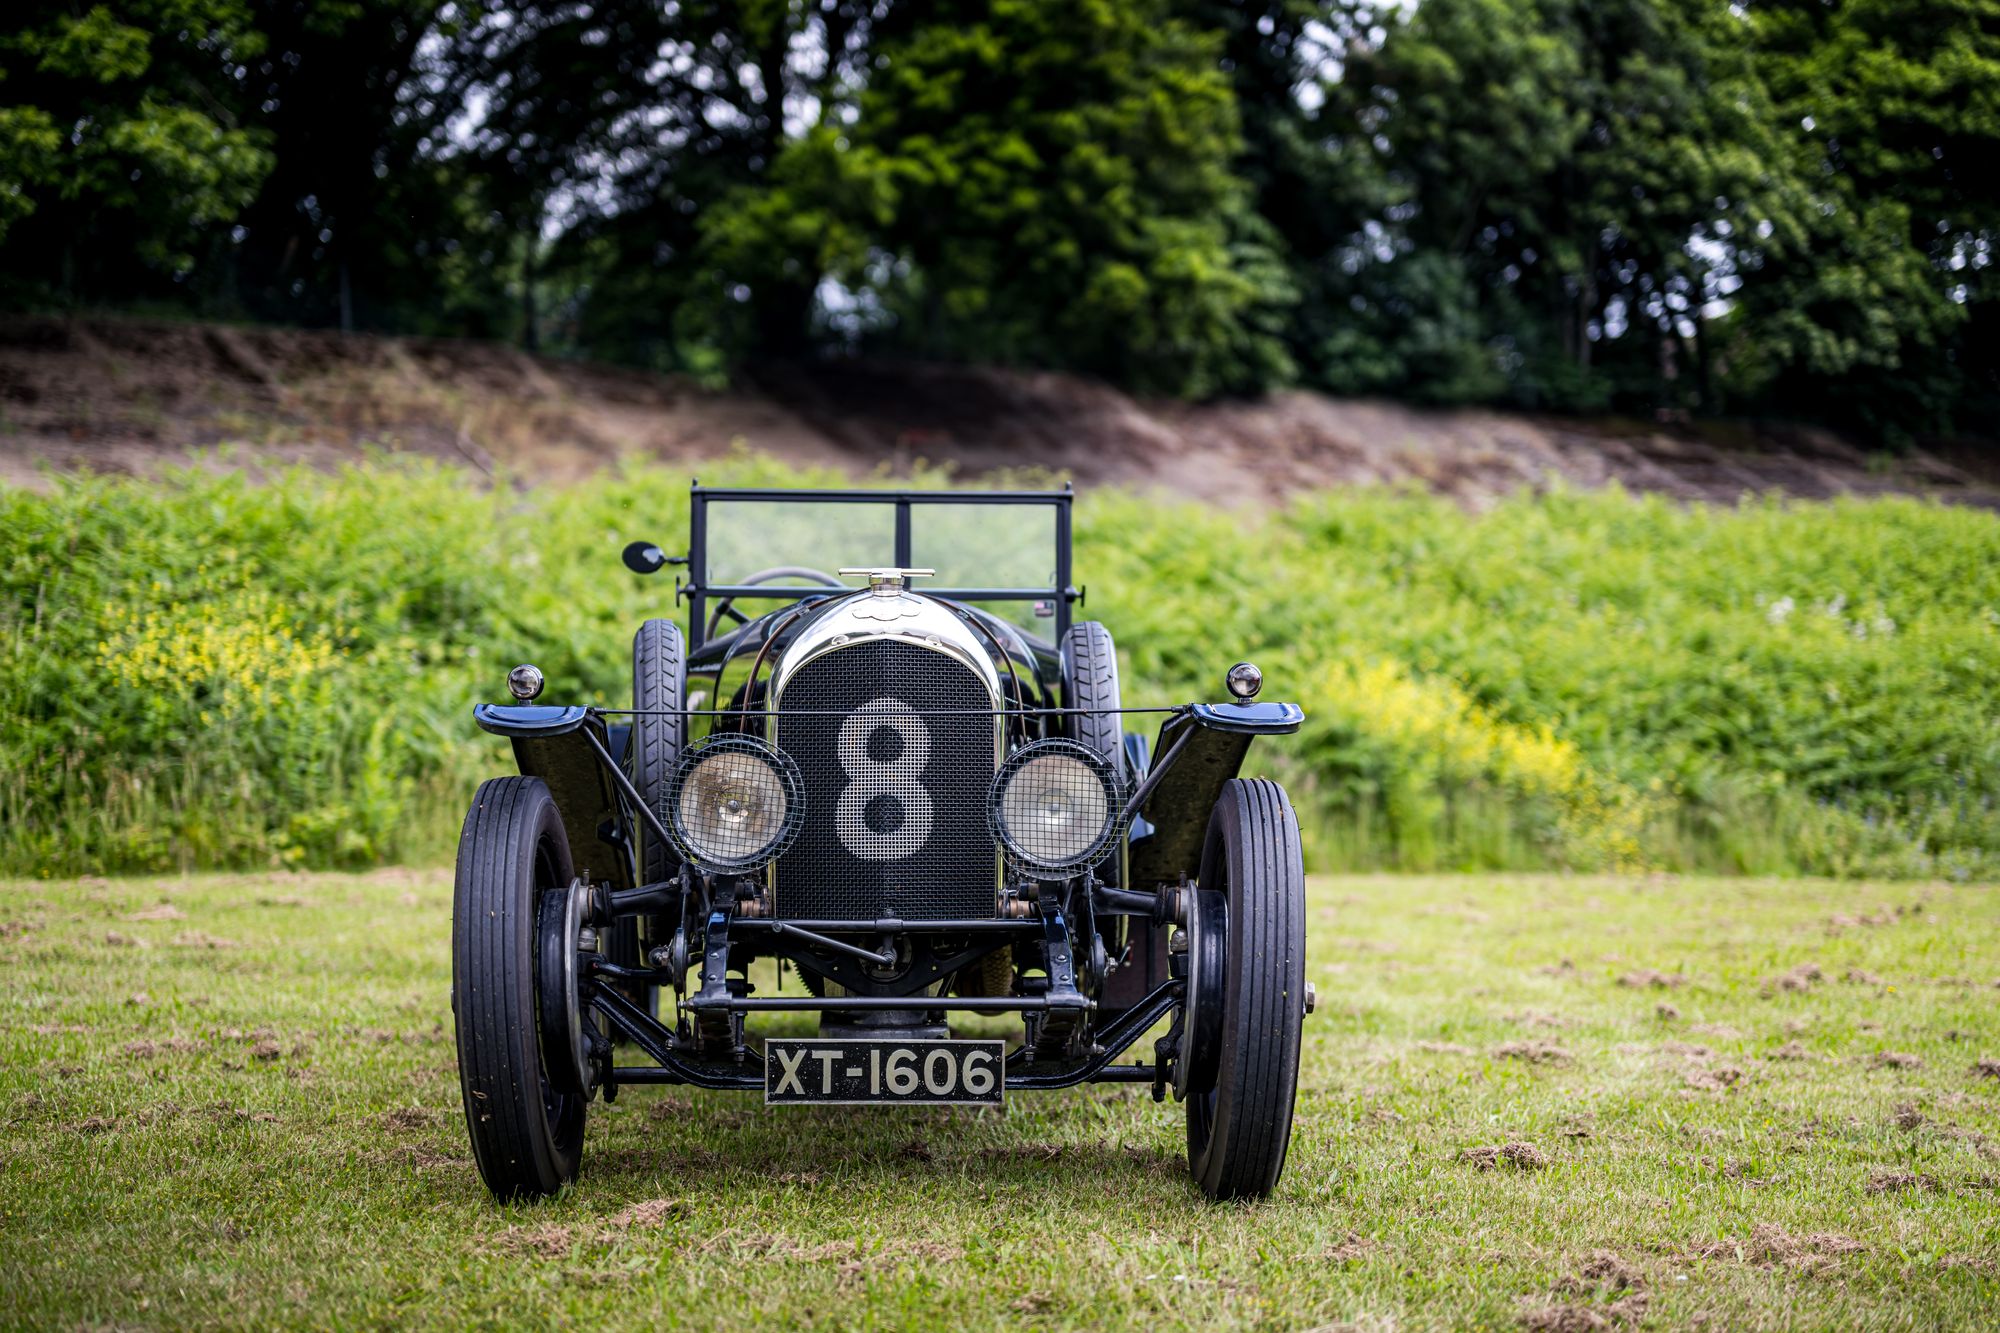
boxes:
[1060,621,1126,787]
[1185,778,1307,1200]
[614,619,686,1026]
[453,777,587,1200]
[631,618,686,886]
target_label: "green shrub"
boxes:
[1083,484,2000,878]
[2,458,1994,879]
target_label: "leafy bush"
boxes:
[3,459,1995,879]
[1084,484,2000,878]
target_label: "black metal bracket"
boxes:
[668,907,1092,1017]
[687,907,997,1010]
[590,985,762,1090]
[765,935,1005,1002]
[766,920,897,967]
[689,994,1082,1013]
[731,917,1037,933]
[694,910,733,1007]
[1006,979,1180,1089]
[1037,903,1084,1003]
[589,977,1180,1093]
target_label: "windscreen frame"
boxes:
[683,485,1077,649]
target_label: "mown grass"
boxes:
[4,871,1995,1330]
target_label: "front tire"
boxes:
[1060,621,1126,788]
[617,619,686,1019]
[453,777,586,1201]
[631,619,687,885]
[1185,778,1306,1201]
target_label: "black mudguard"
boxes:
[1124,701,1303,890]
[474,705,637,890]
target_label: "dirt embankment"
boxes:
[1,314,1992,508]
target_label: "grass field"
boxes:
[3,870,1996,1330]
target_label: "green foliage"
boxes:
[824,0,1297,395]
[1086,482,2000,877]
[0,463,503,870]
[226,0,465,332]
[1724,0,2000,440]
[0,106,61,238]
[0,0,1993,433]
[4,461,1996,880]
[1313,252,1509,405]
[1303,0,1799,414]
[685,127,894,372]
[652,0,1301,396]
[0,2,272,269]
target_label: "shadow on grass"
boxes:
[367,1095,1194,1207]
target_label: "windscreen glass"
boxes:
[910,502,1059,633]
[703,500,896,587]
[701,496,1062,635]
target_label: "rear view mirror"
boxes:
[622,541,669,574]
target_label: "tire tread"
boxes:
[453,776,583,1200]
[1061,622,1126,788]
[632,619,686,884]
[1187,777,1306,1199]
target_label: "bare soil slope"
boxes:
[2,315,1991,507]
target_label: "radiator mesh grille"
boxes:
[773,639,999,920]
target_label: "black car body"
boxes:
[452,486,1310,1200]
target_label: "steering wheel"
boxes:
[706,566,849,642]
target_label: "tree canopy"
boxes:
[0,0,1993,440]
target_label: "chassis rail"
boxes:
[689,995,1089,1012]
[588,979,1180,1093]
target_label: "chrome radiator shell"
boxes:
[768,591,1004,920]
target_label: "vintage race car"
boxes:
[452,485,1309,1200]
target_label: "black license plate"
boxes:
[764,1038,1005,1106]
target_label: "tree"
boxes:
[1307,0,1807,414]
[227,0,462,333]
[435,0,881,365]
[0,0,1990,436]
[709,0,1295,397]
[0,2,273,301]
[1729,0,2000,440]
[1307,0,1583,403]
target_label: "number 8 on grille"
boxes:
[834,698,937,861]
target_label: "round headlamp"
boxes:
[987,738,1126,880]
[667,735,804,875]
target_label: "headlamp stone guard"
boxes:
[986,737,1129,879]
[666,734,807,875]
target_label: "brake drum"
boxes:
[1174,888,1227,1101]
